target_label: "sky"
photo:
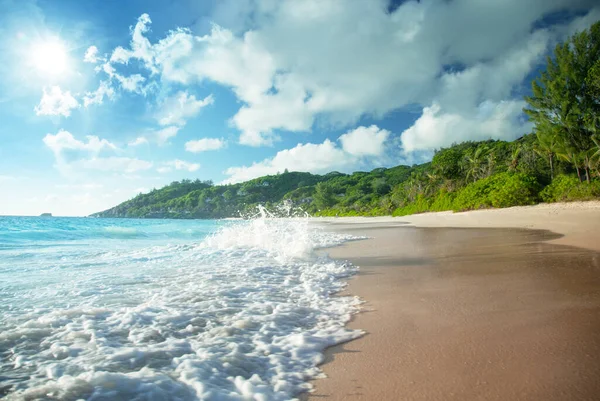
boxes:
[0,0,599,216]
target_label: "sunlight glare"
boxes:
[31,38,69,76]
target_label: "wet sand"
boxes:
[304,224,600,400]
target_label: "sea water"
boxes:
[0,216,362,400]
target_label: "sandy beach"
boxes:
[305,201,600,400]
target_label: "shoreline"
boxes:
[313,200,600,252]
[304,201,600,400]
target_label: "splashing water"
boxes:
[0,214,363,400]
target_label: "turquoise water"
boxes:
[0,216,361,400]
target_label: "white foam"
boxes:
[1,219,363,400]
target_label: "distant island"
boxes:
[92,22,600,220]
[40,213,53,217]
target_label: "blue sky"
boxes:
[0,0,598,216]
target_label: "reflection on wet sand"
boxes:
[307,226,600,401]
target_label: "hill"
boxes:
[91,135,599,219]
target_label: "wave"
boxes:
[0,216,364,400]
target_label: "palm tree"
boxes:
[507,145,522,172]
[590,134,600,178]
[586,117,600,179]
[533,130,561,180]
[405,171,426,202]
[556,143,584,182]
[424,172,440,197]
[463,147,487,183]
[484,150,496,178]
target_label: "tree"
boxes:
[463,146,488,182]
[432,145,463,180]
[524,22,600,181]
[591,135,600,178]
[507,144,522,172]
[372,178,391,195]
[313,182,336,209]
[533,128,561,180]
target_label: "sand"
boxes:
[304,201,600,400]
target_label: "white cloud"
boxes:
[128,137,149,146]
[224,139,349,183]
[87,3,600,149]
[116,73,146,92]
[185,137,226,153]
[83,46,101,63]
[401,101,531,152]
[340,125,390,157]
[41,130,153,177]
[157,159,200,173]
[43,130,117,157]
[78,157,153,173]
[130,126,181,146]
[155,126,180,145]
[83,81,115,107]
[156,91,214,126]
[98,61,147,94]
[223,125,389,183]
[35,86,79,117]
[110,13,157,73]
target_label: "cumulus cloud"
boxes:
[156,91,214,126]
[35,86,79,117]
[42,130,152,175]
[223,125,390,183]
[401,101,531,152]
[86,1,600,150]
[116,74,146,92]
[83,81,115,107]
[83,46,101,63]
[157,159,200,173]
[185,137,226,153]
[155,126,180,145]
[340,125,390,157]
[110,13,157,73]
[128,137,149,146]
[130,126,181,146]
[99,61,148,94]
[43,130,117,157]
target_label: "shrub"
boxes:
[429,189,455,212]
[392,195,430,216]
[453,172,541,211]
[540,175,600,202]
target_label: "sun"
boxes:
[31,38,69,76]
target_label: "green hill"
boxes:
[91,135,599,219]
[91,167,417,219]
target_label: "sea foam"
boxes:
[0,217,363,400]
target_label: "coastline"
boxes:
[304,201,600,400]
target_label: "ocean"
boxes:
[0,216,362,400]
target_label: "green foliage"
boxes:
[540,175,600,202]
[453,173,541,210]
[313,182,337,210]
[429,190,456,211]
[524,21,600,182]
[392,195,430,216]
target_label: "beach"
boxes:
[306,201,600,400]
